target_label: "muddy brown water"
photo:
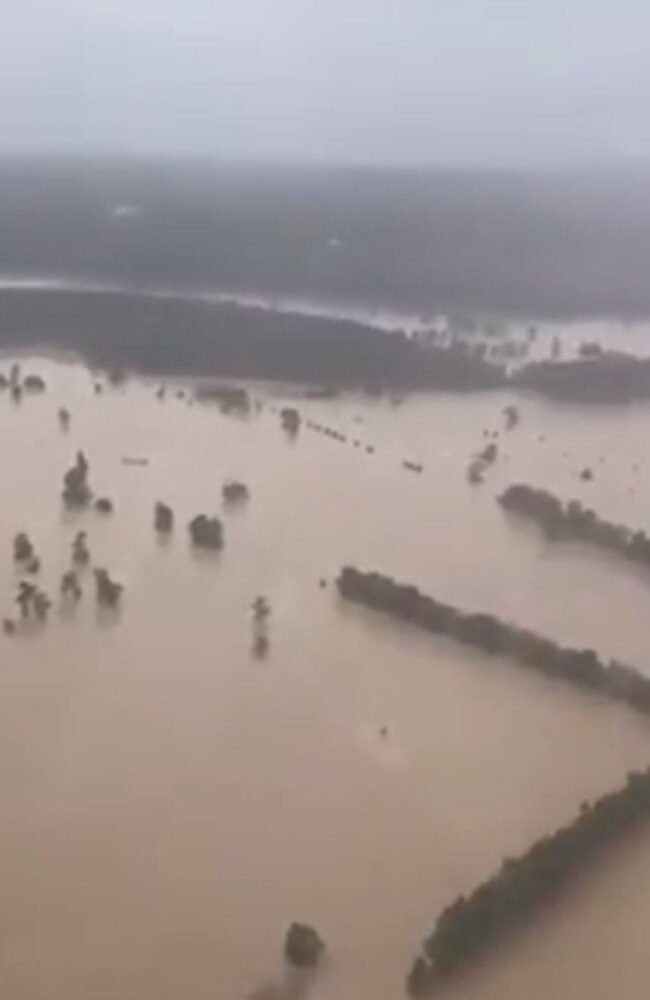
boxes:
[1,358,650,999]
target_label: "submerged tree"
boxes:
[23,374,46,392]
[154,502,174,533]
[284,924,325,969]
[60,570,83,602]
[58,407,71,430]
[33,591,51,621]
[94,497,114,515]
[251,596,271,622]
[251,596,272,659]
[222,481,250,504]
[15,581,37,618]
[94,568,123,608]
[13,532,34,563]
[188,515,224,550]
[62,451,92,508]
[72,531,90,567]
[280,407,301,435]
[503,404,520,430]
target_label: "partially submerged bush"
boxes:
[222,481,250,504]
[154,502,174,533]
[62,451,92,508]
[188,515,224,550]
[94,568,123,608]
[284,923,325,969]
[95,497,114,515]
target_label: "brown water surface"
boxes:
[0,359,649,999]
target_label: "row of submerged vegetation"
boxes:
[337,569,650,988]
[499,483,650,567]
[407,768,650,994]
[336,567,650,714]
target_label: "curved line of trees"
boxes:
[499,483,650,566]
[336,567,650,714]
[407,767,650,995]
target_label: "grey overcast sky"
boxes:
[1,0,648,166]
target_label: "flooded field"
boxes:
[1,357,650,999]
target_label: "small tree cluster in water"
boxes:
[407,768,650,995]
[499,483,650,566]
[336,567,650,714]
[15,581,51,621]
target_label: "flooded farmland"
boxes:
[0,357,650,1000]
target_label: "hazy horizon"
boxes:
[3,1,650,168]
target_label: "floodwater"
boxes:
[1,358,650,1000]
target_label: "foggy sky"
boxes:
[2,0,648,167]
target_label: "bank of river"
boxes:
[0,358,649,999]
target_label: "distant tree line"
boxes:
[407,768,650,995]
[512,353,650,403]
[336,567,650,714]
[0,289,648,402]
[500,484,650,566]
[0,289,503,392]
